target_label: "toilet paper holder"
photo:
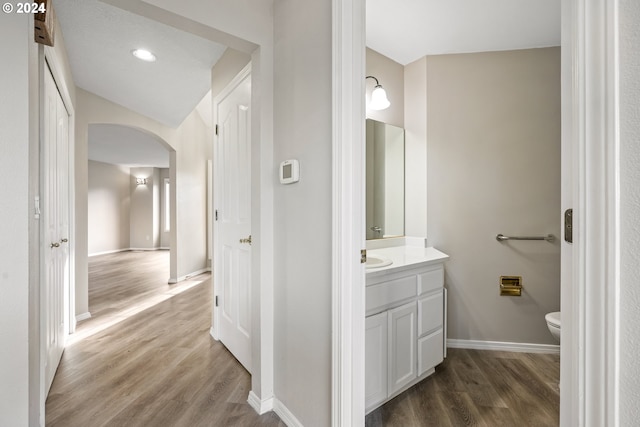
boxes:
[500,276,522,296]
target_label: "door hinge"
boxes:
[361,249,367,264]
[34,195,41,219]
[215,124,219,136]
[215,296,219,307]
[564,208,573,243]
[215,209,218,221]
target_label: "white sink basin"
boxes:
[366,256,392,269]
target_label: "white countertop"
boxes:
[366,246,449,277]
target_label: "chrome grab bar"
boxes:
[496,234,555,242]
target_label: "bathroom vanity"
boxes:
[364,119,448,412]
[365,244,449,413]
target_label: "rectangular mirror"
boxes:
[366,119,405,240]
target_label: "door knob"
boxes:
[60,238,68,243]
[239,235,252,245]
[50,242,60,248]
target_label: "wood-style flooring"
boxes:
[366,348,560,427]
[71,250,210,343]
[46,250,284,427]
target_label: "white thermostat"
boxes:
[279,159,300,184]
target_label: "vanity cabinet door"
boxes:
[365,311,388,412]
[418,291,443,337]
[387,301,417,395]
[418,329,444,377]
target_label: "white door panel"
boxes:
[214,66,252,372]
[43,64,69,395]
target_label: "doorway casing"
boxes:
[331,0,622,425]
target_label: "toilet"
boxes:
[545,311,561,343]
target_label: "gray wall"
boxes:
[426,48,561,344]
[620,0,640,422]
[159,168,171,248]
[129,167,160,249]
[88,162,173,255]
[173,112,210,276]
[211,48,251,99]
[273,0,332,424]
[87,160,131,254]
[404,57,429,238]
[0,13,33,426]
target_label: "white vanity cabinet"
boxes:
[365,259,447,414]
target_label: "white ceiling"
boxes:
[53,0,225,168]
[88,124,170,168]
[54,0,225,128]
[366,0,561,65]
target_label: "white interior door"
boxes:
[213,65,252,372]
[43,64,70,395]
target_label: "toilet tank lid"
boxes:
[545,311,561,327]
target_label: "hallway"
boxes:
[46,251,283,426]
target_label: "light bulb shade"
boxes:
[369,85,390,110]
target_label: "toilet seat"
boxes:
[545,311,561,328]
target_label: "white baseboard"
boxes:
[447,338,560,354]
[247,391,274,415]
[168,267,211,285]
[159,246,170,250]
[246,392,302,427]
[76,312,92,322]
[273,399,304,427]
[245,391,302,426]
[89,247,172,257]
[175,267,211,283]
[129,247,164,251]
[88,248,129,257]
[209,327,219,341]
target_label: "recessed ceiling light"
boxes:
[131,49,156,62]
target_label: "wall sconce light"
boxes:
[136,178,148,185]
[366,75,390,110]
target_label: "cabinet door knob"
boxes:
[50,242,60,248]
[60,238,68,243]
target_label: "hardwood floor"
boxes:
[366,348,560,427]
[46,251,284,427]
[70,250,209,343]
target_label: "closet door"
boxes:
[43,64,70,395]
